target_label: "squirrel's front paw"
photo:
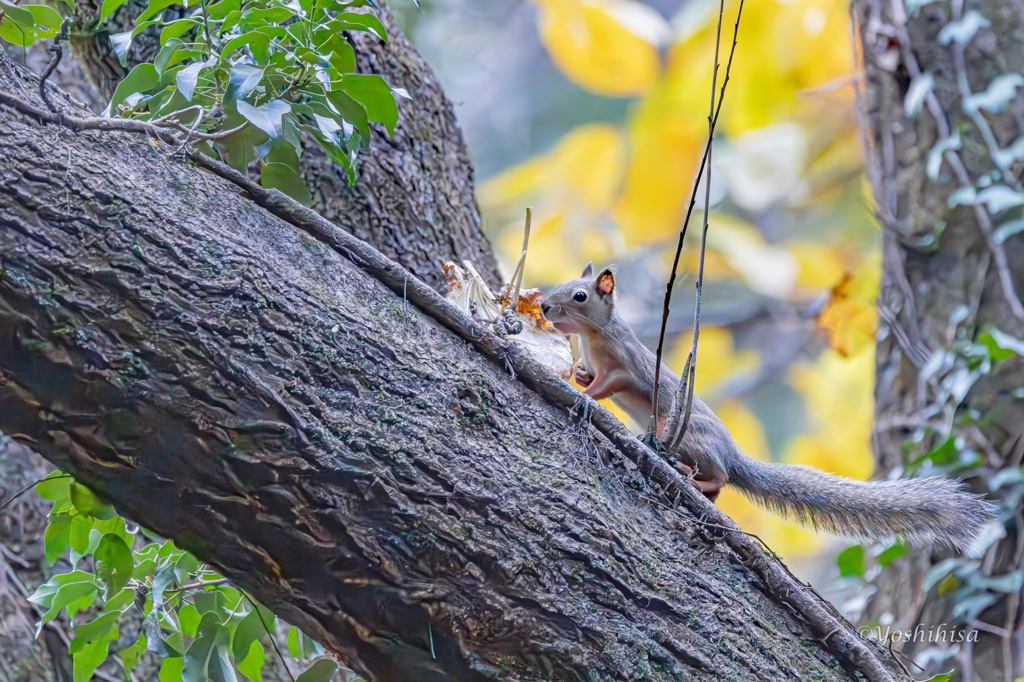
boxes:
[573,362,595,388]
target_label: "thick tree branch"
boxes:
[0,52,903,680]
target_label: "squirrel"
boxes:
[540,262,999,549]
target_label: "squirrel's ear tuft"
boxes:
[581,261,594,278]
[595,268,615,298]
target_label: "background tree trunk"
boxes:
[856,0,1024,678]
[0,50,908,680]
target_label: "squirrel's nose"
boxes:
[541,301,551,315]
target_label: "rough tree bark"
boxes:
[0,50,909,680]
[3,8,497,677]
[856,0,1024,678]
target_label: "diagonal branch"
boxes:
[0,51,903,681]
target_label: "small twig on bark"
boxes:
[38,19,71,113]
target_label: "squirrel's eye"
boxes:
[573,291,588,302]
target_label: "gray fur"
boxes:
[544,266,1000,549]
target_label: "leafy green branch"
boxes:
[2,0,408,201]
[12,471,357,682]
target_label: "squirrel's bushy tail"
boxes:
[728,456,999,549]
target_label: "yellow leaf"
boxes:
[786,345,875,481]
[717,399,767,458]
[790,243,847,291]
[666,326,759,395]
[480,125,626,283]
[816,253,880,357]
[533,0,668,97]
[705,215,799,297]
[479,124,626,212]
[667,0,855,136]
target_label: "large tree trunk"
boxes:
[3,9,497,677]
[856,0,1024,678]
[0,50,909,680]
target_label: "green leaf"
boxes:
[340,74,397,135]
[231,608,265,662]
[836,545,864,578]
[206,0,241,21]
[71,482,115,520]
[104,588,136,613]
[69,513,94,556]
[0,2,61,45]
[325,90,368,138]
[94,515,133,547]
[226,62,264,102]
[133,546,159,580]
[29,570,96,606]
[120,634,147,677]
[911,436,959,467]
[154,38,184,75]
[236,640,265,682]
[296,657,338,682]
[136,0,181,24]
[315,33,356,73]
[981,328,1024,359]
[160,17,198,45]
[36,472,72,502]
[109,30,133,65]
[39,579,99,630]
[922,673,954,682]
[73,621,118,682]
[0,0,36,42]
[312,113,351,145]
[173,552,201,583]
[96,534,134,596]
[70,612,119,655]
[179,603,202,638]
[239,5,294,27]
[106,63,160,115]
[238,99,292,139]
[183,613,236,682]
[287,626,302,659]
[192,587,223,614]
[332,11,387,41]
[159,656,185,682]
[44,512,73,565]
[24,4,61,38]
[221,31,271,61]
[176,58,213,101]
[100,0,130,21]
[145,611,183,659]
[877,539,909,568]
[262,161,312,206]
[131,18,163,38]
[219,121,268,172]
[152,563,177,606]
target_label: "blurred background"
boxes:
[393,0,880,584]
